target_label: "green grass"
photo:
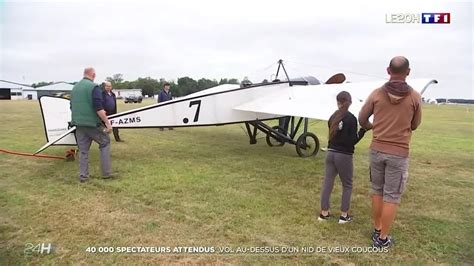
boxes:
[0,99,473,264]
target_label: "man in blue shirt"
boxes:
[158,82,172,102]
[158,82,173,130]
[101,81,123,142]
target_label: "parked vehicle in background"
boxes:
[124,95,143,103]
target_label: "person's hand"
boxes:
[358,128,367,137]
[103,123,112,134]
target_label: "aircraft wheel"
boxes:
[266,126,286,147]
[296,132,319,157]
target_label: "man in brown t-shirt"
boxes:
[359,56,422,248]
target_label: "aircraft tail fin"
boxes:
[36,96,77,154]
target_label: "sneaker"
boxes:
[317,213,331,221]
[371,229,381,242]
[79,176,89,183]
[338,214,353,224]
[373,235,394,248]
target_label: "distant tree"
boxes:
[135,77,160,97]
[106,73,124,84]
[97,75,242,97]
[121,81,136,90]
[168,81,179,97]
[228,78,239,84]
[106,73,124,89]
[178,77,198,96]
[197,78,218,91]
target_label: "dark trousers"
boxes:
[112,127,121,141]
[320,150,353,212]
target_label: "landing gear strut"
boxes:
[245,117,320,158]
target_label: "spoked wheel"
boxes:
[296,132,320,157]
[266,126,286,147]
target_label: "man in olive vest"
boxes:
[71,67,113,182]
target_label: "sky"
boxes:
[0,0,472,98]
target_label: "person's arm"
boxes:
[113,93,117,114]
[348,115,366,146]
[358,91,375,130]
[158,91,162,103]
[411,93,422,130]
[355,127,367,145]
[92,86,112,133]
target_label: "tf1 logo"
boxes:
[422,13,450,24]
[385,13,450,24]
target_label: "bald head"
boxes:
[83,67,96,81]
[387,56,410,80]
[388,56,410,74]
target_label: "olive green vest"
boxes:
[71,78,101,127]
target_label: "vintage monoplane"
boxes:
[35,60,438,157]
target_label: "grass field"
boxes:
[0,98,473,264]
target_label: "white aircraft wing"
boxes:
[234,79,438,121]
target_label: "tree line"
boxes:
[30,74,240,97]
[105,74,240,97]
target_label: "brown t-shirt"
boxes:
[358,85,422,157]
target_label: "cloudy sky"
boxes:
[0,0,472,98]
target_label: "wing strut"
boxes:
[274,59,292,85]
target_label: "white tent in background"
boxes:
[427,98,438,104]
